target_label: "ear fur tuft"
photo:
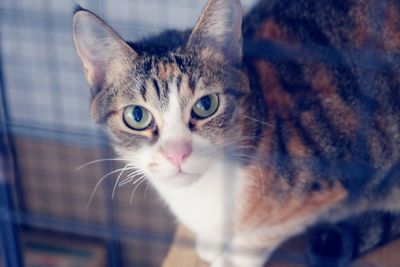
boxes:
[187,0,243,64]
[73,4,86,15]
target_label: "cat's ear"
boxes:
[73,8,138,95]
[186,0,243,64]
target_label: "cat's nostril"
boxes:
[161,141,192,167]
[166,153,189,166]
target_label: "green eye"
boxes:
[192,94,219,119]
[123,105,153,130]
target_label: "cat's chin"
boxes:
[151,172,202,188]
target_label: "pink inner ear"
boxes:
[161,141,193,167]
[76,43,107,91]
[79,52,97,87]
[73,10,138,92]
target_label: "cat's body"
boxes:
[72,0,400,266]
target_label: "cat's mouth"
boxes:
[176,168,199,176]
[170,169,201,179]
[154,170,202,187]
[174,175,201,187]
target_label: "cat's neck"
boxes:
[150,155,247,235]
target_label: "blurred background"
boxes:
[0,0,258,266]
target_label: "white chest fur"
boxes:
[150,159,246,237]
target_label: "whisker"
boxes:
[118,169,145,187]
[256,161,267,202]
[132,175,146,186]
[130,176,147,206]
[127,169,146,178]
[221,136,262,144]
[76,158,133,171]
[112,164,132,199]
[240,115,274,128]
[230,153,256,162]
[87,167,127,207]
[223,145,257,151]
[118,178,133,188]
[215,135,272,150]
[231,153,254,158]
[144,183,150,199]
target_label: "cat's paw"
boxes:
[209,257,229,267]
[196,239,223,262]
[209,254,266,267]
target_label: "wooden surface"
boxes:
[162,225,400,267]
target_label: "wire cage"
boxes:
[0,0,261,266]
[1,0,400,267]
[0,0,230,266]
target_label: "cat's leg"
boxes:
[210,254,266,267]
[195,236,224,262]
[208,233,283,267]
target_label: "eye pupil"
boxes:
[192,94,219,119]
[199,96,211,111]
[133,106,143,122]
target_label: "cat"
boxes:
[307,211,400,267]
[72,0,400,266]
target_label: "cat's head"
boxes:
[73,0,255,187]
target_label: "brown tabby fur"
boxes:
[236,0,400,254]
[73,0,400,265]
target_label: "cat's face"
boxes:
[73,0,250,187]
[108,54,248,186]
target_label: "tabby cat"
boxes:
[72,0,400,266]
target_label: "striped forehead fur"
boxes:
[134,53,201,110]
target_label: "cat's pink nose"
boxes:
[161,141,192,167]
